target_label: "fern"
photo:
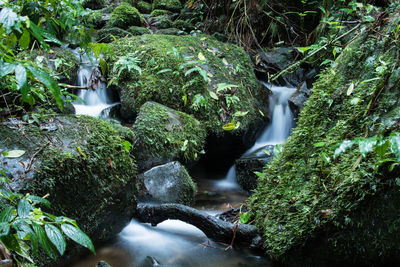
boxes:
[108,52,142,86]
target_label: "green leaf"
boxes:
[61,223,95,254]
[358,137,377,158]
[239,212,250,224]
[19,28,31,49]
[156,68,172,74]
[0,206,14,223]
[333,140,355,159]
[17,199,33,218]
[121,140,132,153]
[26,195,51,208]
[28,21,47,48]
[346,82,354,96]
[1,233,22,255]
[0,61,17,79]
[216,83,239,94]
[208,90,218,100]
[2,150,26,158]
[99,58,108,77]
[222,122,236,131]
[390,136,400,161]
[45,224,66,255]
[313,142,325,147]
[32,222,58,260]
[0,8,18,32]
[0,222,10,237]
[15,64,27,90]
[13,220,38,255]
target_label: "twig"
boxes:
[59,84,89,90]
[25,141,50,173]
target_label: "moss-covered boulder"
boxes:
[137,0,152,13]
[154,27,183,35]
[149,9,173,17]
[107,34,268,136]
[128,26,152,35]
[82,0,105,10]
[97,27,132,43]
[250,6,400,267]
[0,116,137,264]
[138,161,197,205]
[151,15,173,29]
[153,0,182,12]
[132,101,206,171]
[106,4,143,29]
[172,19,194,32]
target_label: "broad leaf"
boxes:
[12,220,38,255]
[0,222,10,237]
[0,61,17,79]
[61,223,95,254]
[28,21,47,48]
[15,64,27,90]
[2,150,26,158]
[358,137,377,157]
[26,195,51,208]
[17,199,33,218]
[1,232,22,255]
[390,135,400,161]
[45,224,66,255]
[0,8,18,32]
[333,140,355,159]
[208,90,218,100]
[222,122,236,131]
[32,222,58,260]
[19,28,31,49]
[0,206,14,223]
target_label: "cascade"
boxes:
[217,82,296,189]
[72,49,118,118]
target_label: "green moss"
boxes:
[149,9,172,17]
[153,0,182,12]
[82,0,105,10]
[97,27,132,43]
[152,15,173,29]
[107,4,143,29]
[132,101,206,169]
[250,8,400,266]
[127,26,151,35]
[155,28,183,35]
[137,0,152,13]
[107,34,266,136]
[172,19,194,32]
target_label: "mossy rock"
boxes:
[107,34,268,136]
[154,27,183,35]
[151,15,173,29]
[153,0,182,12]
[107,4,143,29]
[97,27,132,43]
[149,9,173,17]
[128,26,151,35]
[82,0,105,10]
[172,19,194,32]
[132,101,206,171]
[137,0,153,13]
[250,7,400,267]
[0,116,137,265]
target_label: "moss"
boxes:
[0,115,137,265]
[127,26,151,35]
[97,27,132,43]
[250,7,400,266]
[82,0,105,10]
[132,101,206,170]
[172,19,194,32]
[106,4,143,29]
[137,0,153,13]
[149,9,173,17]
[155,28,183,35]
[152,15,173,29]
[107,34,267,136]
[153,0,182,12]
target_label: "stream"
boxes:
[69,51,295,267]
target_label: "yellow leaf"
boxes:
[222,122,236,131]
[222,58,229,65]
[346,82,354,96]
[76,146,86,158]
[198,52,206,61]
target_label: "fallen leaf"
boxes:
[108,157,113,168]
[2,150,26,158]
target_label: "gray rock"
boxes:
[138,161,197,205]
[95,260,112,267]
[288,82,310,117]
[235,145,275,191]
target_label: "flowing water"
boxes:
[217,82,296,189]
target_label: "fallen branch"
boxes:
[134,203,262,249]
[58,84,89,90]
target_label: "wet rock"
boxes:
[138,161,197,205]
[95,260,113,267]
[288,82,310,117]
[235,145,275,191]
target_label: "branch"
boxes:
[58,84,89,90]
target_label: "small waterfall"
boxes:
[72,49,118,118]
[217,83,296,189]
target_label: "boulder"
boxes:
[82,0,105,10]
[154,27,183,35]
[128,26,151,35]
[137,1,152,14]
[95,261,113,267]
[138,161,197,205]
[149,9,173,17]
[235,145,275,191]
[150,15,173,29]
[106,4,143,29]
[107,34,268,137]
[132,101,206,172]
[0,116,137,265]
[152,0,182,12]
[288,82,310,117]
[97,27,132,43]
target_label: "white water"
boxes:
[72,49,117,118]
[217,83,296,189]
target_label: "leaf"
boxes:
[390,136,400,161]
[15,64,27,91]
[208,90,218,100]
[198,52,206,61]
[358,137,377,157]
[12,220,38,255]
[19,28,31,49]
[32,222,58,260]
[216,83,238,93]
[28,21,47,48]
[0,61,17,79]
[346,82,354,96]
[45,224,66,255]
[0,206,15,223]
[222,122,236,131]
[254,171,265,178]
[0,8,18,32]
[313,142,325,147]
[17,199,33,218]
[108,157,113,168]
[156,68,172,74]
[350,97,360,105]
[222,58,228,65]
[0,222,10,237]
[239,212,250,224]
[296,47,311,54]
[333,140,355,159]
[121,140,132,153]
[61,224,95,254]
[99,58,108,77]
[1,232,22,255]
[76,146,86,158]
[2,150,26,158]
[27,195,51,208]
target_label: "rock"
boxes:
[137,1,152,14]
[288,82,310,117]
[138,162,197,205]
[95,261,113,267]
[153,0,182,12]
[106,4,143,29]
[128,26,151,35]
[108,34,268,137]
[154,27,183,35]
[172,19,194,32]
[149,9,173,17]
[97,27,132,43]
[151,15,173,29]
[132,101,206,172]
[82,0,105,10]
[235,145,275,191]
[0,116,137,265]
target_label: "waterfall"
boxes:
[217,83,296,189]
[72,49,118,118]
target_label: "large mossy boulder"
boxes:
[0,116,137,263]
[132,101,206,172]
[138,161,197,205]
[107,4,143,29]
[108,34,268,137]
[82,0,105,10]
[153,0,182,12]
[97,27,132,43]
[250,6,400,267]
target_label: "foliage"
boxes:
[108,51,143,87]
[0,173,94,264]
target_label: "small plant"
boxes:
[108,51,143,86]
